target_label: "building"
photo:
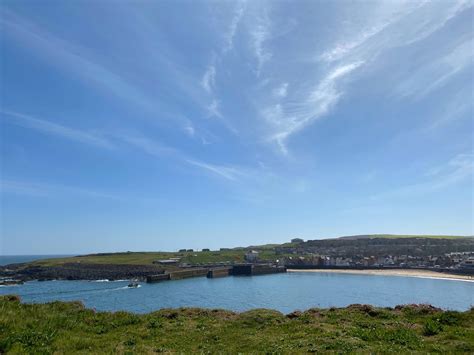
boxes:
[153,257,181,265]
[245,250,259,263]
[459,257,474,270]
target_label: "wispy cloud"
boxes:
[1,111,114,149]
[222,1,246,54]
[1,10,161,115]
[272,83,288,98]
[250,10,272,77]
[207,100,223,119]
[318,1,425,63]
[205,100,239,135]
[318,1,471,65]
[427,89,472,129]
[0,180,125,200]
[264,61,364,154]
[201,65,216,93]
[371,153,474,200]
[118,134,178,157]
[2,110,247,183]
[185,159,247,181]
[200,2,247,135]
[396,37,473,99]
[260,0,471,154]
[117,132,248,182]
[183,121,196,138]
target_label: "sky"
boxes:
[0,0,473,255]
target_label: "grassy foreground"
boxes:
[1,295,473,353]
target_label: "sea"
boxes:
[1,272,472,313]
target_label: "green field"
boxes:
[33,250,249,267]
[33,252,175,266]
[1,295,473,353]
[32,249,285,267]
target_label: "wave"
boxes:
[91,279,129,283]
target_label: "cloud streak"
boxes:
[201,65,216,93]
[256,0,472,154]
[0,180,125,200]
[263,61,364,154]
[371,153,474,200]
[250,10,272,77]
[2,110,248,182]
[222,1,246,54]
[0,10,162,115]
[1,111,114,149]
[396,37,474,99]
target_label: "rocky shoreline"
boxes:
[0,262,168,282]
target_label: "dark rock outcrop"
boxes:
[1,263,167,281]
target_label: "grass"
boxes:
[1,295,473,353]
[31,249,286,267]
[33,252,183,266]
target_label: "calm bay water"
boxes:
[1,272,473,313]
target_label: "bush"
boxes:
[423,319,443,336]
[1,295,21,302]
[437,311,462,326]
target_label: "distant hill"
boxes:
[337,234,472,240]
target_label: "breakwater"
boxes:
[147,264,286,283]
[207,267,232,278]
[231,264,286,276]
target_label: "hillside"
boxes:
[1,235,472,282]
[338,234,472,240]
[1,295,473,353]
[17,234,474,267]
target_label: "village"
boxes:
[153,248,474,272]
[148,237,474,282]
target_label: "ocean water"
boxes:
[0,255,74,266]
[1,272,473,313]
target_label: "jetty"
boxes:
[146,264,286,283]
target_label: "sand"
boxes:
[287,268,474,282]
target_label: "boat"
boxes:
[127,281,139,288]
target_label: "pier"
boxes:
[147,264,286,283]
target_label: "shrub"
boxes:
[437,311,462,326]
[1,295,21,302]
[423,319,443,336]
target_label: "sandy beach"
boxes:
[287,268,474,282]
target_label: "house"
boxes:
[245,250,259,263]
[459,257,474,270]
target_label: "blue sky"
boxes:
[1,0,473,255]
